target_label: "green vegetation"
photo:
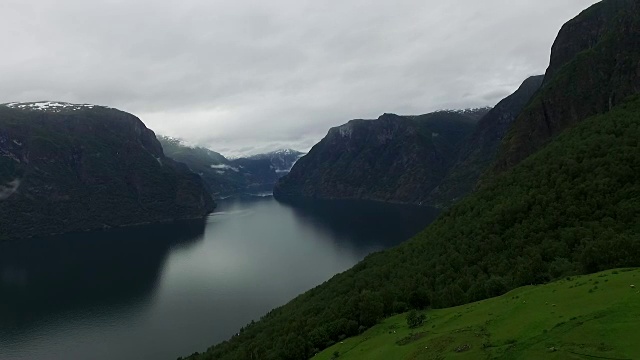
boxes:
[184,94,640,360]
[313,269,640,360]
[428,76,544,207]
[177,2,640,359]
[492,0,640,175]
[275,109,488,205]
[406,310,426,329]
[0,105,214,240]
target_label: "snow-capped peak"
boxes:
[434,107,492,115]
[272,149,296,155]
[2,101,109,112]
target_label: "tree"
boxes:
[406,310,427,329]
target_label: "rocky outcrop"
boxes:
[0,102,215,240]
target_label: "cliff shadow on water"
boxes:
[0,219,206,336]
[274,197,441,250]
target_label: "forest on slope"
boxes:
[183,1,640,359]
[185,94,640,360]
[274,109,488,205]
[0,103,215,240]
[491,0,640,175]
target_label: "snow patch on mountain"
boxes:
[2,101,110,112]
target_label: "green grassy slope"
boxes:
[314,268,640,360]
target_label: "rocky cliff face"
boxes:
[491,0,640,174]
[427,75,544,206]
[0,102,215,240]
[274,110,487,204]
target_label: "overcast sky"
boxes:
[1,0,599,157]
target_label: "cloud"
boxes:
[0,179,21,200]
[210,164,240,172]
[0,0,600,156]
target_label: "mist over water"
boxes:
[0,196,439,360]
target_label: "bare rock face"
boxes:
[0,102,215,240]
[491,0,640,175]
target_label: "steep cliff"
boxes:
[427,75,544,206]
[0,102,215,240]
[491,0,640,174]
[274,109,489,204]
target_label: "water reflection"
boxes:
[0,220,205,332]
[277,197,440,250]
[0,197,438,360]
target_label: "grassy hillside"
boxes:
[184,95,640,360]
[314,268,640,360]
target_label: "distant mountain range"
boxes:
[245,149,305,174]
[158,136,304,197]
[0,102,215,240]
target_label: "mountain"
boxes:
[491,0,640,175]
[158,137,290,197]
[0,102,215,241]
[246,149,305,175]
[274,108,490,205]
[187,90,640,360]
[426,75,544,206]
[183,2,640,359]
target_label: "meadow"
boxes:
[314,268,640,360]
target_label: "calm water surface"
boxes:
[0,196,439,360]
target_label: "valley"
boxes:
[1,1,639,360]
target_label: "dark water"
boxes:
[0,196,439,360]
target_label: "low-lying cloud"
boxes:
[210,164,240,172]
[0,179,21,200]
